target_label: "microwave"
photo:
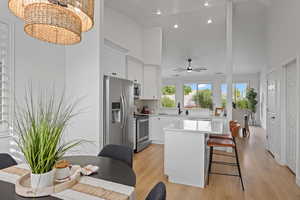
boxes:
[134,83,141,99]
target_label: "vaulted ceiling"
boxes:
[105,0,269,78]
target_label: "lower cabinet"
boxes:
[149,116,178,144]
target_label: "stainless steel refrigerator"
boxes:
[103,76,135,149]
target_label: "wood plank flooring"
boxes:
[133,127,300,200]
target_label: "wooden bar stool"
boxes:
[209,120,238,141]
[207,124,245,191]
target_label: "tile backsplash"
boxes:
[134,100,160,114]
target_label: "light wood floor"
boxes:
[133,127,300,200]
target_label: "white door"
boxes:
[285,60,297,172]
[267,71,280,158]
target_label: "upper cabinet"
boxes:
[127,56,143,84]
[142,65,161,100]
[102,39,129,79]
[143,27,162,66]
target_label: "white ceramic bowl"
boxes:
[55,167,71,180]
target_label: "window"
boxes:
[221,84,227,108]
[221,83,248,109]
[161,85,176,108]
[184,83,213,110]
[234,83,248,109]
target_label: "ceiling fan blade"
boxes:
[193,68,207,72]
[173,68,186,72]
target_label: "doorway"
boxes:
[266,71,280,159]
[284,59,298,173]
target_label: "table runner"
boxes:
[0,164,135,200]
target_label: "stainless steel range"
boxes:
[134,114,151,152]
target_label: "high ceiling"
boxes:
[105,0,269,78]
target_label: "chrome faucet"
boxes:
[177,102,183,115]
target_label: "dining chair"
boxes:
[98,144,133,168]
[0,153,17,170]
[207,124,245,190]
[145,182,166,200]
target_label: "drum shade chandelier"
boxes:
[8,0,95,45]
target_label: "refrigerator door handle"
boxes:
[123,93,127,145]
[120,94,125,128]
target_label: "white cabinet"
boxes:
[102,40,128,78]
[149,116,178,144]
[142,65,161,100]
[126,56,143,84]
[149,117,162,144]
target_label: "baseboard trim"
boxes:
[151,140,164,145]
[296,177,300,187]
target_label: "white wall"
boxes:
[143,27,162,65]
[266,0,300,186]
[0,2,66,156]
[233,2,267,74]
[65,0,103,155]
[267,0,300,69]
[104,6,143,61]
[0,3,66,98]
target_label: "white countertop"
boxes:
[164,119,224,134]
[151,114,226,120]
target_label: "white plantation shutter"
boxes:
[0,21,10,136]
[0,21,17,160]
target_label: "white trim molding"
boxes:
[297,177,300,187]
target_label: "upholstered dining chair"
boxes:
[98,144,133,168]
[0,153,17,170]
[145,182,166,200]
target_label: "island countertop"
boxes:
[163,118,225,134]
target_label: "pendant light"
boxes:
[8,0,95,45]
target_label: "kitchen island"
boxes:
[164,118,225,188]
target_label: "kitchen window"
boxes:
[183,83,213,110]
[221,83,248,109]
[161,85,176,108]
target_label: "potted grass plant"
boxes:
[15,89,84,189]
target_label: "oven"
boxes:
[135,115,151,152]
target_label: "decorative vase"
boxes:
[31,169,55,189]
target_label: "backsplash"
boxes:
[135,99,213,116]
[134,100,160,114]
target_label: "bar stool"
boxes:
[207,124,245,190]
[209,120,238,141]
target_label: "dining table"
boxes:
[0,155,136,200]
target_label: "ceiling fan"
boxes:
[173,58,207,73]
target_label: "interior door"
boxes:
[267,71,280,158]
[286,60,297,172]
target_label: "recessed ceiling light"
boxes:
[156,10,162,15]
[207,19,213,24]
[173,24,179,29]
[204,1,209,7]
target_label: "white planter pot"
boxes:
[31,169,55,189]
